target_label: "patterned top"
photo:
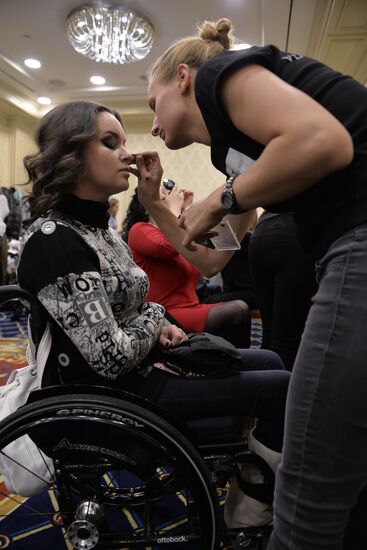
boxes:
[18,196,165,389]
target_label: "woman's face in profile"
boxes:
[148,70,193,151]
[75,112,133,201]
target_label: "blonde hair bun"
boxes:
[149,17,236,82]
[198,18,234,50]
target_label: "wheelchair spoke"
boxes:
[0,392,221,549]
[0,448,56,486]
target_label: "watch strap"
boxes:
[222,176,248,214]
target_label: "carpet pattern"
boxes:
[0,310,262,548]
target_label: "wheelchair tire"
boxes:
[0,392,220,549]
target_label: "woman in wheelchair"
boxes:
[12,101,289,547]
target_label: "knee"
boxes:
[259,349,286,371]
[269,370,291,402]
[231,300,250,323]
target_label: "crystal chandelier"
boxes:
[66,4,155,64]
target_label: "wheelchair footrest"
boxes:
[227,525,272,549]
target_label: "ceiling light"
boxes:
[37,96,51,105]
[66,4,155,64]
[24,58,41,69]
[90,75,106,85]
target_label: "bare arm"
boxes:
[130,152,256,277]
[178,64,354,248]
[221,65,353,205]
[148,196,256,277]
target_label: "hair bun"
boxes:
[198,18,234,50]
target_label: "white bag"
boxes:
[224,430,281,528]
[0,321,55,496]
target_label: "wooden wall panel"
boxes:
[308,0,367,84]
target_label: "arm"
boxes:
[178,64,354,248]
[130,153,256,277]
[18,226,165,380]
[128,222,179,260]
[148,198,256,277]
[38,273,165,379]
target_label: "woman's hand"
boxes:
[178,192,225,250]
[164,185,186,217]
[129,151,163,209]
[182,190,194,212]
[159,324,188,348]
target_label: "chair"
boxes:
[0,286,273,549]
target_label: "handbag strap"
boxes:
[26,318,52,388]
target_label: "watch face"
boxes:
[221,192,234,210]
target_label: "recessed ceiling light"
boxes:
[24,58,41,69]
[90,75,106,85]
[232,43,252,50]
[37,96,51,105]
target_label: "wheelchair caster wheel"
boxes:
[67,519,99,549]
[67,499,103,549]
[231,531,257,549]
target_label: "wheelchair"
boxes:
[0,286,273,549]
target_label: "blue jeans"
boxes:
[269,224,367,550]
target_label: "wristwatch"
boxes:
[220,176,247,214]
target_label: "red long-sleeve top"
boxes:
[128,222,219,332]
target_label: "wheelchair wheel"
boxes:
[0,393,220,549]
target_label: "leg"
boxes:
[269,225,367,550]
[205,299,251,348]
[200,288,259,311]
[249,214,317,370]
[157,367,289,452]
[270,235,316,371]
[238,348,285,371]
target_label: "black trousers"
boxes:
[249,213,317,370]
[157,348,289,452]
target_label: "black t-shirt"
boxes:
[195,45,367,259]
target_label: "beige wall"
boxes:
[10,117,36,186]
[0,110,36,189]
[0,112,11,187]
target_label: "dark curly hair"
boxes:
[23,101,123,221]
[121,187,149,242]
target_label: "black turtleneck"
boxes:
[59,195,110,229]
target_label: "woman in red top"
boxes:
[124,184,255,348]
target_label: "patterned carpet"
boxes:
[0,310,263,549]
[0,313,28,389]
